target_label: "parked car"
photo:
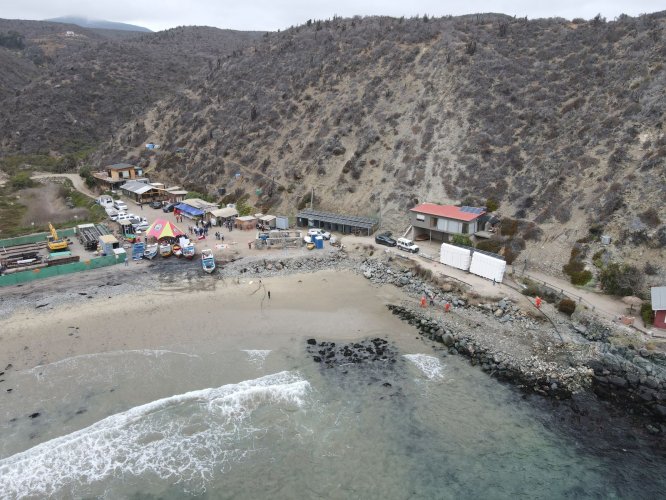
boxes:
[396,237,419,253]
[375,232,397,247]
[307,228,331,240]
[149,201,163,209]
[129,216,147,225]
[162,202,178,213]
[109,211,126,221]
[113,200,128,211]
[133,222,151,232]
[116,213,134,222]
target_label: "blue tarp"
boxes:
[175,203,204,216]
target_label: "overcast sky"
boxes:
[2,0,663,32]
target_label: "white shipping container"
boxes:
[469,252,506,283]
[440,243,472,271]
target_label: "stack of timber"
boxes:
[0,242,46,273]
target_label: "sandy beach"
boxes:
[0,268,417,371]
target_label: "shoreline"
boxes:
[1,248,665,437]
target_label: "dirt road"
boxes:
[31,173,96,199]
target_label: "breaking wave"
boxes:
[403,354,445,380]
[0,371,310,497]
[25,349,200,376]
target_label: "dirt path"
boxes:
[341,235,658,338]
[31,173,96,199]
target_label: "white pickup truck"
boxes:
[396,237,419,253]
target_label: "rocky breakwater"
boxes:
[220,249,354,279]
[586,343,666,429]
[387,305,590,400]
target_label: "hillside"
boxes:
[0,20,264,154]
[97,13,665,280]
[1,13,665,287]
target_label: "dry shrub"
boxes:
[558,298,577,316]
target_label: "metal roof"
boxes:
[210,207,238,218]
[410,203,485,222]
[120,180,155,195]
[297,209,378,229]
[180,198,219,210]
[651,287,666,310]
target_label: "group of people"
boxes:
[174,214,184,223]
[188,225,208,238]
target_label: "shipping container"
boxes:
[469,252,506,283]
[439,243,472,271]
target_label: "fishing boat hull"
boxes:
[201,249,215,273]
[143,244,158,260]
[183,245,195,259]
[159,243,172,257]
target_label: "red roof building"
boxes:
[409,203,486,242]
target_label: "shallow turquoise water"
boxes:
[1,340,664,499]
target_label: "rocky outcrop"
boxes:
[387,304,588,399]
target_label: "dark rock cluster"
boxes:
[588,347,666,426]
[306,337,396,367]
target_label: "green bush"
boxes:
[485,198,499,212]
[9,172,35,190]
[476,239,502,253]
[563,261,585,275]
[558,298,577,316]
[570,270,593,286]
[640,303,654,327]
[451,234,473,247]
[599,263,643,296]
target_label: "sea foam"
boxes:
[25,349,200,376]
[403,354,445,379]
[0,371,309,497]
[241,349,272,368]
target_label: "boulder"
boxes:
[494,309,504,318]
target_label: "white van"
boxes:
[113,200,128,211]
[397,237,419,253]
[97,195,114,208]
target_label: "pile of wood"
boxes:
[0,242,45,272]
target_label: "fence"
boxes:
[0,253,125,287]
[0,228,77,248]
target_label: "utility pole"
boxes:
[310,187,314,209]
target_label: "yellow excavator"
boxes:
[47,223,68,252]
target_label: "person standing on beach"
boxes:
[268,291,271,300]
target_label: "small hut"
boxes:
[235,215,257,230]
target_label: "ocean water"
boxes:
[1,340,664,499]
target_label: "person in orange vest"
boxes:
[444,302,451,313]
[535,296,542,309]
[420,295,427,308]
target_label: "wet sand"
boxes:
[0,269,416,371]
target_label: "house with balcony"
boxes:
[93,163,145,191]
[410,203,486,242]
